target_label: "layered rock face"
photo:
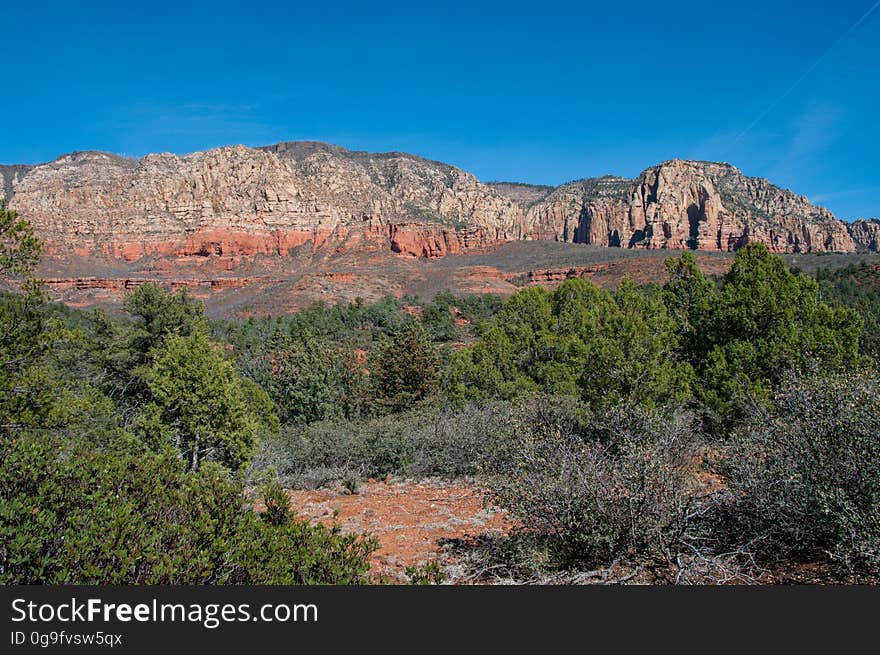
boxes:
[485,182,554,207]
[515,160,856,253]
[849,219,880,252]
[9,143,523,261]
[0,164,33,203]
[521,176,633,246]
[5,145,866,262]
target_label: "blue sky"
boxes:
[4,1,879,219]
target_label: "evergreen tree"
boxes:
[0,197,41,275]
[246,330,368,425]
[372,322,440,413]
[123,282,208,357]
[816,262,880,361]
[0,200,65,433]
[664,243,863,420]
[446,277,692,410]
[138,331,278,472]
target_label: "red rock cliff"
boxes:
[6,146,862,262]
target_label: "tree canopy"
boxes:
[446,277,693,410]
[138,330,278,472]
[663,244,863,420]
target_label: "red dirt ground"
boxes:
[284,480,512,582]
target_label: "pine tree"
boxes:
[372,322,440,413]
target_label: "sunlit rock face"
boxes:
[849,219,880,252]
[9,143,523,261]
[517,160,855,253]
[8,144,857,262]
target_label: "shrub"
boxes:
[253,398,584,488]
[485,404,704,569]
[405,560,446,585]
[255,407,444,487]
[714,369,880,580]
[0,433,376,584]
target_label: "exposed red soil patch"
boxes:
[284,480,511,582]
[588,253,733,288]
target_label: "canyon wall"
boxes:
[850,219,880,252]
[8,143,523,261]
[515,160,857,253]
[5,143,874,262]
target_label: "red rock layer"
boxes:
[7,146,864,265]
[42,276,281,292]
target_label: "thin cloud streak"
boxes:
[727,0,880,149]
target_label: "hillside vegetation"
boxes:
[2,198,879,584]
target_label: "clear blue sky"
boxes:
[4,1,879,219]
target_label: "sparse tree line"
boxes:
[1,196,878,583]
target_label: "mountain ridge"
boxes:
[3,141,876,259]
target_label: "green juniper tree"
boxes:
[663,243,863,422]
[446,277,692,410]
[0,199,66,433]
[123,282,208,355]
[247,329,368,425]
[138,331,278,472]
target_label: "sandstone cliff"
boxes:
[0,164,33,203]
[849,219,880,252]
[9,143,524,261]
[520,160,855,253]
[5,144,867,261]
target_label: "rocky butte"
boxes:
[2,142,877,273]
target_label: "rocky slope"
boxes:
[0,164,33,203]
[850,219,880,252]
[5,143,873,263]
[486,181,554,207]
[8,143,524,261]
[515,160,856,253]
